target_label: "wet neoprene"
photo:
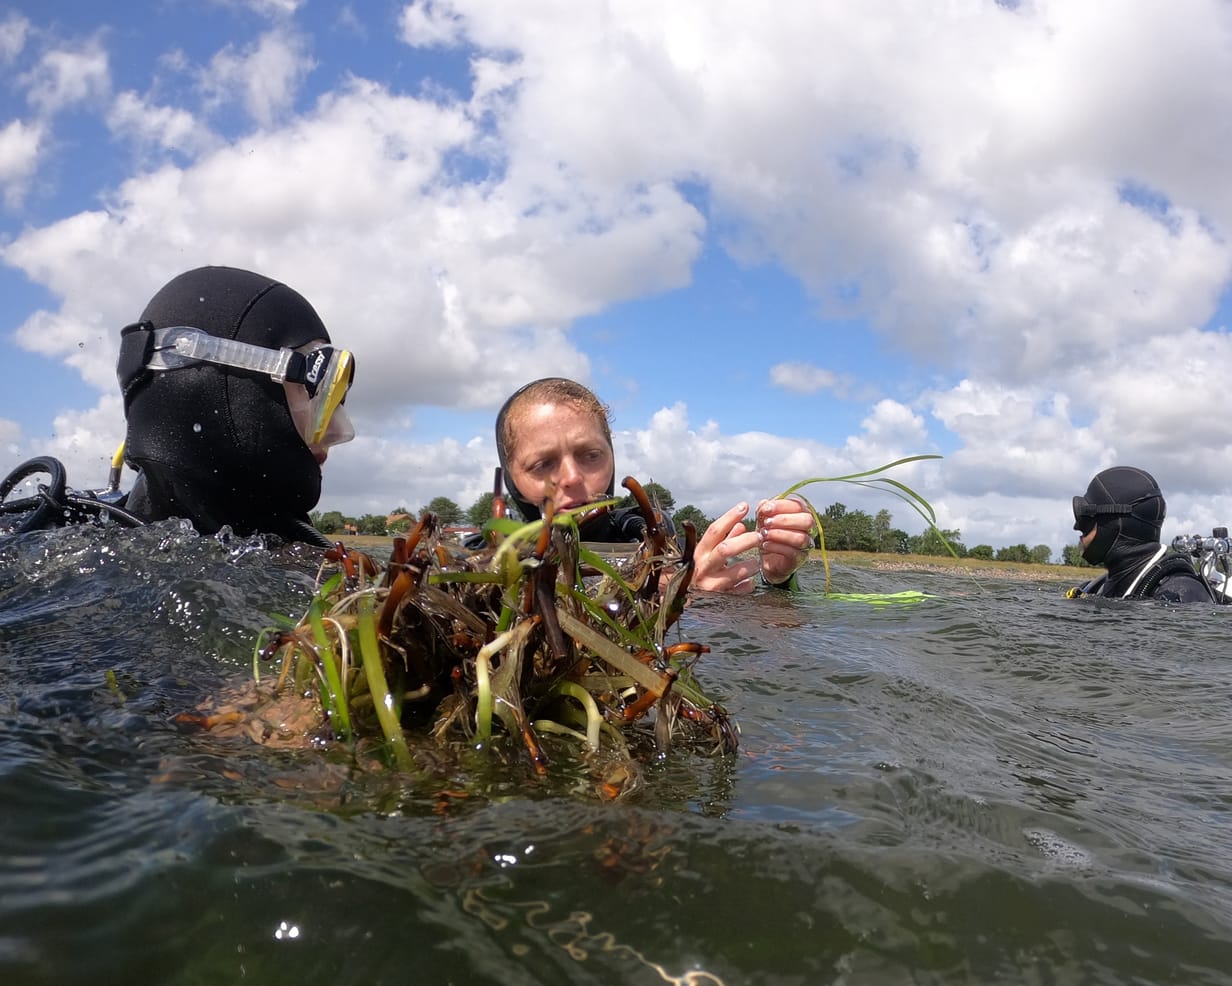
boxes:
[1079,466,1165,566]
[1076,466,1214,602]
[118,266,332,545]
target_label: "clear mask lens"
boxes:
[297,347,355,447]
[284,354,355,451]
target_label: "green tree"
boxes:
[1061,544,1092,567]
[313,510,348,534]
[618,480,675,513]
[851,510,879,552]
[867,506,909,553]
[817,503,878,552]
[883,528,910,553]
[422,496,463,525]
[871,508,898,553]
[466,492,496,526]
[673,504,711,536]
[995,543,1031,563]
[908,527,965,557]
[1029,544,1052,565]
[356,513,387,536]
[819,503,851,550]
[969,544,994,560]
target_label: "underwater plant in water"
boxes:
[223,477,735,798]
[182,459,942,797]
[775,454,948,594]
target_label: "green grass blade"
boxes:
[357,594,413,770]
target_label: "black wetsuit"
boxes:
[116,266,335,548]
[464,504,671,550]
[1077,542,1216,603]
[3,266,334,549]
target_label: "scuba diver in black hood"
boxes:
[1068,466,1217,603]
[0,266,353,548]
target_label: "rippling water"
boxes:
[3,523,1232,985]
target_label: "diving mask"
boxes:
[142,326,356,449]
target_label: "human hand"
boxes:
[690,502,762,594]
[755,496,814,586]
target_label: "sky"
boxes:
[3,0,1232,559]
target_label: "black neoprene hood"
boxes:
[1077,466,1166,565]
[118,265,332,537]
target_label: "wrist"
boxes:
[761,568,800,591]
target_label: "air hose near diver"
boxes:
[0,446,145,534]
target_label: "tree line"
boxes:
[311,483,1090,567]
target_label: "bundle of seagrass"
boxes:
[216,477,736,795]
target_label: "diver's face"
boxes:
[506,402,614,511]
[1079,524,1098,551]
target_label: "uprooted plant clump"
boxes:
[180,476,737,801]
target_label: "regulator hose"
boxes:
[0,456,146,533]
[0,456,67,534]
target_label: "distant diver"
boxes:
[1067,466,1218,603]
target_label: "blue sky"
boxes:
[3,0,1232,557]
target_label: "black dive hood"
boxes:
[116,265,331,541]
[1075,466,1165,566]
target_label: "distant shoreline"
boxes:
[816,550,1080,583]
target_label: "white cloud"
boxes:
[2,69,700,424]
[408,0,1232,390]
[770,362,841,395]
[926,380,1096,499]
[400,1,470,48]
[0,119,42,207]
[0,396,126,496]
[22,39,110,115]
[246,0,304,16]
[612,400,932,521]
[0,417,21,447]
[107,92,216,157]
[211,0,305,18]
[0,12,29,64]
[6,0,1232,552]
[199,29,314,127]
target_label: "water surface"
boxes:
[2,523,1231,984]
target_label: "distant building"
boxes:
[444,526,480,544]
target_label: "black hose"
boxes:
[285,516,334,549]
[63,494,147,529]
[0,457,68,533]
